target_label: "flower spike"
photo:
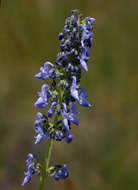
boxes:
[22,10,95,188]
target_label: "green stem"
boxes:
[38,139,53,190]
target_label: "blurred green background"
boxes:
[0,0,138,190]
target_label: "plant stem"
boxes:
[38,139,53,190]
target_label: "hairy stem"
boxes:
[38,139,53,190]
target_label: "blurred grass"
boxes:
[0,0,138,190]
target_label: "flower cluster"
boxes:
[22,154,40,186]
[22,9,95,186]
[48,165,68,180]
[34,10,95,143]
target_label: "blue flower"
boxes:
[62,102,79,143]
[34,84,50,108]
[80,48,90,71]
[48,102,57,118]
[70,28,77,40]
[22,154,40,186]
[78,88,91,107]
[55,130,64,141]
[69,102,80,125]
[62,103,72,143]
[51,165,68,180]
[34,112,50,144]
[70,76,79,101]
[81,28,93,48]
[70,76,91,107]
[22,175,32,186]
[56,52,69,65]
[70,14,77,26]
[63,25,70,35]
[35,62,56,80]
[58,32,64,40]
[85,17,96,30]
[71,9,81,16]
[62,102,79,125]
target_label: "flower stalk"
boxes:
[38,139,53,190]
[21,9,95,188]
